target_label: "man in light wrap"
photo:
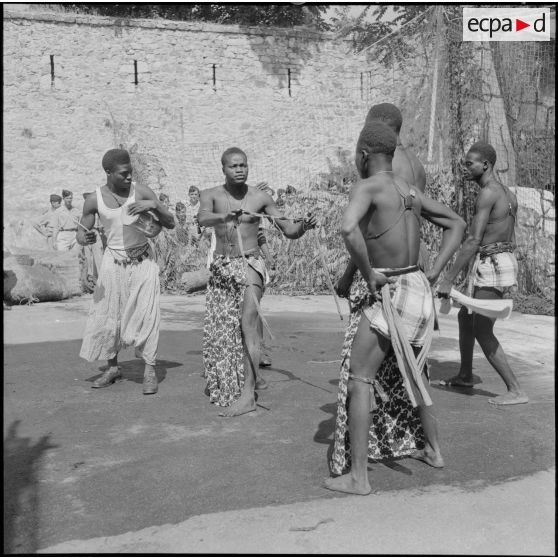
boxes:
[77,149,175,395]
[325,120,465,495]
[437,141,528,406]
[198,147,316,417]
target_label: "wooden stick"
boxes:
[241,210,303,222]
[313,227,344,321]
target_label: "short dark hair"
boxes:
[188,185,200,194]
[50,194,62,202]
[102,148,131,171]
[159,193,169,202]
[357,120,397,156]
[221,147,247,166]
[61,189,73,198]
[365,103,403,134]
[175,202,186,211]
[468,141,497,166]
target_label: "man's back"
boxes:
[359,174,421,269]
[393,146,426,193]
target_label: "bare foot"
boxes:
[218,392,257,417]
[411,449,445,468]
[488,391,528,406]
[324,474,371,495]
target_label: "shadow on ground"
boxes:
[3,421,57,554]
[3,313,554,549]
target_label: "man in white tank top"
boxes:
[77,149,175,395]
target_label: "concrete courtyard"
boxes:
[3,294,555,555]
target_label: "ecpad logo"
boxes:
[463,8,551,42]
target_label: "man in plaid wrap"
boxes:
[325,120,465,495]
[438,141,528,406]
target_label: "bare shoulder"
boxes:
[83,194,98,215]
[477,184,499,207]
[134,183,157,200]
[200,185,222,199]
[355,176,382,192]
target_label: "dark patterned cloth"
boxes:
[330,279,425,476]
[203,256,247,407]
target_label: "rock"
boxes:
[3,248,82,303]
[8,249,82,297]
[3,260,71,303]
[180,268,210,293]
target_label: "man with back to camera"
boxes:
[336,103,429,297]
[326,120,465,495]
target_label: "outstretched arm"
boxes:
[76,197,98,246]
[436,190,494,296]
[128,185,175,229]
[263,195,316,239]
[416,190,467,285]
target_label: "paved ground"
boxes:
[3,294,555,555]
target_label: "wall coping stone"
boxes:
[3,9,352,43]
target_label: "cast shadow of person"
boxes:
[4,420,57,554]
[427,357,498,398]
[86,358,182,386]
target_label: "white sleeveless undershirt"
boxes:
[96,184,147,250]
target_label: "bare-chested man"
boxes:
[198,147,316,417]
[325,120,465,495]
[437,141,528,406]
[336,103,428,297]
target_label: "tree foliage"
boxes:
[63,3,329,28]
[330,5,437,66]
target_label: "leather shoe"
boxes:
[259,356,272,367]
[143,372,158,395]
[92,367,122,388]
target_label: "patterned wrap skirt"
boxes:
[79,246,160,366]
[330,274,429,475]
[203,253,267,407]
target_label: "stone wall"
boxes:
[4,8,380,220]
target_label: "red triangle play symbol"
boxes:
[516,18,530,31]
